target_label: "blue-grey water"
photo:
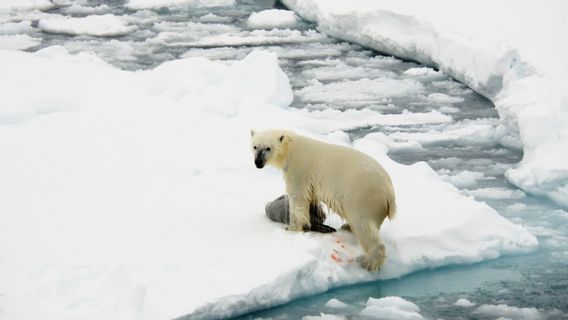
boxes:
[16,0,568,318]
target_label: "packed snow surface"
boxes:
[282,0,568,208]
[0,47,537,319]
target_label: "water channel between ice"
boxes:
[25,0,568,319]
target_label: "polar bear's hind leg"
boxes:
[350,220,386,272]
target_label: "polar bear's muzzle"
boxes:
[254,148,271,169]
[255,152,266,169]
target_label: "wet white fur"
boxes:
[251,129,396,271]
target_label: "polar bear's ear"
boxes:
[250,130,256,137]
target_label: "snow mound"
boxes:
[248,9,299,29]
[0,48,537,320]
[222,49,293,108]
[325,298,349,309]
[38,14,136,37]
[281,0,568,208]
[360,297,423,320]
[454,298,476,307]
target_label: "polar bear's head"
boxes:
[250,129,290,169]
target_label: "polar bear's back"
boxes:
[288,133,395,220]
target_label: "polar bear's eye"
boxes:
[253,146,257,150]
[266,147,271,152]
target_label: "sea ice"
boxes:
[465,187,526,200]
[325,298,349,309]
[472,304,542,320]
[439,170,486,188]
[0,0,54,11]
[126,0,235,9]
[301,62,396,82]
[282,0,568,208]
[38,14,137,37]
[198,13,233,23]
[0,47,537,320]
[180,29,326,48]
[454,298,476,307]
[62,39,139,63]
[0,21,34,34]
[303,314,347,320]
[387,118,502,148]
[182,47,252,61]
[248,9,299,30]
[360,297,423,320]
[292,108,451,134]
[296,77,424,105]
[268,43,347,60]
[0,34,41,50]
[61,4,111,15]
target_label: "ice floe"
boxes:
[282,0,568,208]
[247,9,299,30]
[38,14,137,37]
[0,47,538,320]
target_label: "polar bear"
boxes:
[250,129,396,271]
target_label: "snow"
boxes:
[38,13,136,37]
[465,187,526,200]
[0,0,54,11]
[0,21,34,34]
[247,9,299,30]
[325,298,349,309]
[472,304,542,320]
[303,314,346,320]
[61,4,112,15]
[292,109,451,132]
[177,29,327,48]
[438,170,486,188]
[281,0,568,208]
[198,13,233,24]
[38,14,137,37]
[296,78,424,106]
[0,39,537,320]
[126,0,235,10]
[454,298,476,308]
[360,297,423,320]
[0,34,41,50]
[388,118,503,148]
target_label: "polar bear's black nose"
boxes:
[255,158,265,169]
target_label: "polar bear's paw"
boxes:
[358,255,384,272]
[286,223,310,232]
[358,244,386,272]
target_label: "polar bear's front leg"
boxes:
[287,194,311,232]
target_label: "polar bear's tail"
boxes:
[387,195,397,220]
